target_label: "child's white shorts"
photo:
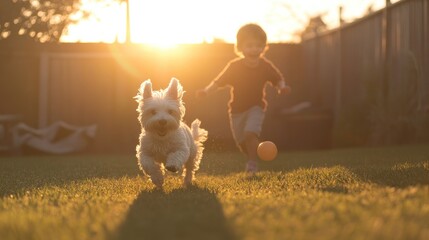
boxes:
[229,106,265,145]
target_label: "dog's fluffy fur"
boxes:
[135,78,208,188]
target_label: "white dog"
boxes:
[135,78,208,188]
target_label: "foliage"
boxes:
[0,0,82,42]
[1,145,429,240]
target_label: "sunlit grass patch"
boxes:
[1,144,428,240]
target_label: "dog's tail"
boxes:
[190,119,208,174]
[191,119,208,143]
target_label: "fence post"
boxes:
[335,6,343,123]
[424,0,429,106]
[39,52,49,128]
[382,0,392,109]
[125,0,131,44]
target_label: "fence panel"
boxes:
[301,0,429,146]
[0,51,39,126]
[0,44,304,152]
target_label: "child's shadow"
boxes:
[113,186,237,240]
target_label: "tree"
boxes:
[0,0,83,43]
[300,16,327,40]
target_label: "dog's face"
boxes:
[135,78,186,137]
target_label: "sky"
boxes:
[60,0,398,45]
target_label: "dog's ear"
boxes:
[143,80,153,99]
[166,77,184,100]
[135,79,152,102]
[136,79,152,100]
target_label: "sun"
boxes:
[61,0,269,46]
[130,0,266,46]
[61,0,391,45]
[131,1,207,45]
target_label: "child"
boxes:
[196,23,291,173]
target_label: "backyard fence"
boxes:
[0,43,307,153]
[1,0,428,153]
[302,0,429,146]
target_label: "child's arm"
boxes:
[276,80,291,95]
[196,82,219,98]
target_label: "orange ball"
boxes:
[257,141,278,161]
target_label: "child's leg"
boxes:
[238,142,248,155]
[230,113,247,155]
[243,132,259,173]
[244,131,259,162]
[230,106,265,173]
[243,107,265,172]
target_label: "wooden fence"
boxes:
[302,0,429,145]
[1,43,307,152]
[1,0,427,153]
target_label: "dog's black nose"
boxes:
[159,119,167,126]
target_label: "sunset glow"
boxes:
[61,0,397,46]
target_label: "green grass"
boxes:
[1,144,429,240]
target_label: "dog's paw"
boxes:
[150,176,164,188]
[183,179,194,188]
[165,165,181,173]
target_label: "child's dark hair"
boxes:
[235,24,267,53]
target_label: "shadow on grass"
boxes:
[259,145,429,188]
[0,155,139,196]
[351,164,429,188]
[112,186,237,240]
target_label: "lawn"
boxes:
[1,144,429,240]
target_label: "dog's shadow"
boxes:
[112,185,237,240]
